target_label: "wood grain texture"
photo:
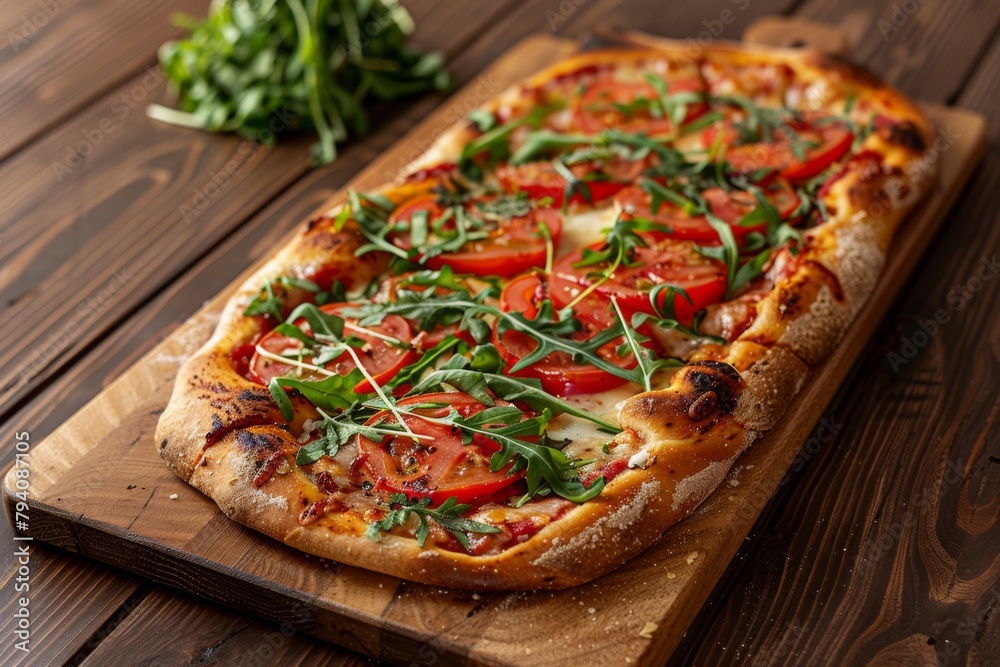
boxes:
[0,2,798,664]
[2,1,996,665]
[674,6,1000,666]
[2,31,986,665]
[79,589,377,667]
[0,3,518,665]
[797,0,1000,105]
[0,529,141,667]
[0,0,207,161]
[0,0,513,425]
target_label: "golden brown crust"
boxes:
[157,38,937,590]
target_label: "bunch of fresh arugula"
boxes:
[149,0,450,164]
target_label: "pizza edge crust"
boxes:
[155,43,937,590]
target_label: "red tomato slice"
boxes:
[358,393,525,504]
[493,273,633,396]
[248,304,417,394]
[705,115,854,182]
[573,77,708,135]
[497,158,646,209]
[382,272,478,350]
[389,195,562,278]
[614,177,801,242]
[550,238,727,323]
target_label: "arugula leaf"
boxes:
[607,298,680,392]
[443,407,604,504]
[295,405,399,465]
[407,360,620,433]
[641,178,699,215]
[346,190,410,260]
[467,109,496,132]
[244,276,345,320]
[150,1,450,165]
[460,105,559,177]
[643,73,704,129]
[552,158,592,212]
[268,370,365,422]
[574,214,671,270]
[700,213,741,300]
[366,494,499,549]
[384,335,465,390]
[642,285,727,344]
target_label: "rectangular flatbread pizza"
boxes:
[156,39,936,590]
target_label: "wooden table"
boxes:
[1,0,997,664]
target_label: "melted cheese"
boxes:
[558,206,617,254]
[547,383,639,459]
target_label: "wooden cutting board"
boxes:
[4,22,987,667]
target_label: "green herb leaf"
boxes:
[152,1,450,165]
[366,494,499,549]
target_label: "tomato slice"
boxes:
[493,273,633,396]
[248,304,417,394]
[497,157,646,209]
[572,77,708,135]
[389,194,562,278]
[358,392,525,504]
[705,115,854,182]
[614,176,801,242]
[550,237,727,323]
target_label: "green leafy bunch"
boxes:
[150,0,451,164]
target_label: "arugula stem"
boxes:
[342,346,428,442]
[564,251,620,311]
[610,297,651,392]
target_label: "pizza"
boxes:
[156,38,936,590]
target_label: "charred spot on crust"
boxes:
[306,215,331,232]
[885,121,926,151]
[235,429,283,453]
[237,387,273,404]
[158,438,169,452]
[682,361,743,414]
[211,414,224,433]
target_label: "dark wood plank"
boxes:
[0,0,207,161]
[0,0,514,427]
[0,524,142,667]
[0,2,807,662]
[79,589,375,667]
[797,0,1000,104]
[0,4,518,665]
[678,8,1000,666]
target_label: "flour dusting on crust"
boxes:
[671,456,736,512]
[222,450,289,513]
[531,480,661,569]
